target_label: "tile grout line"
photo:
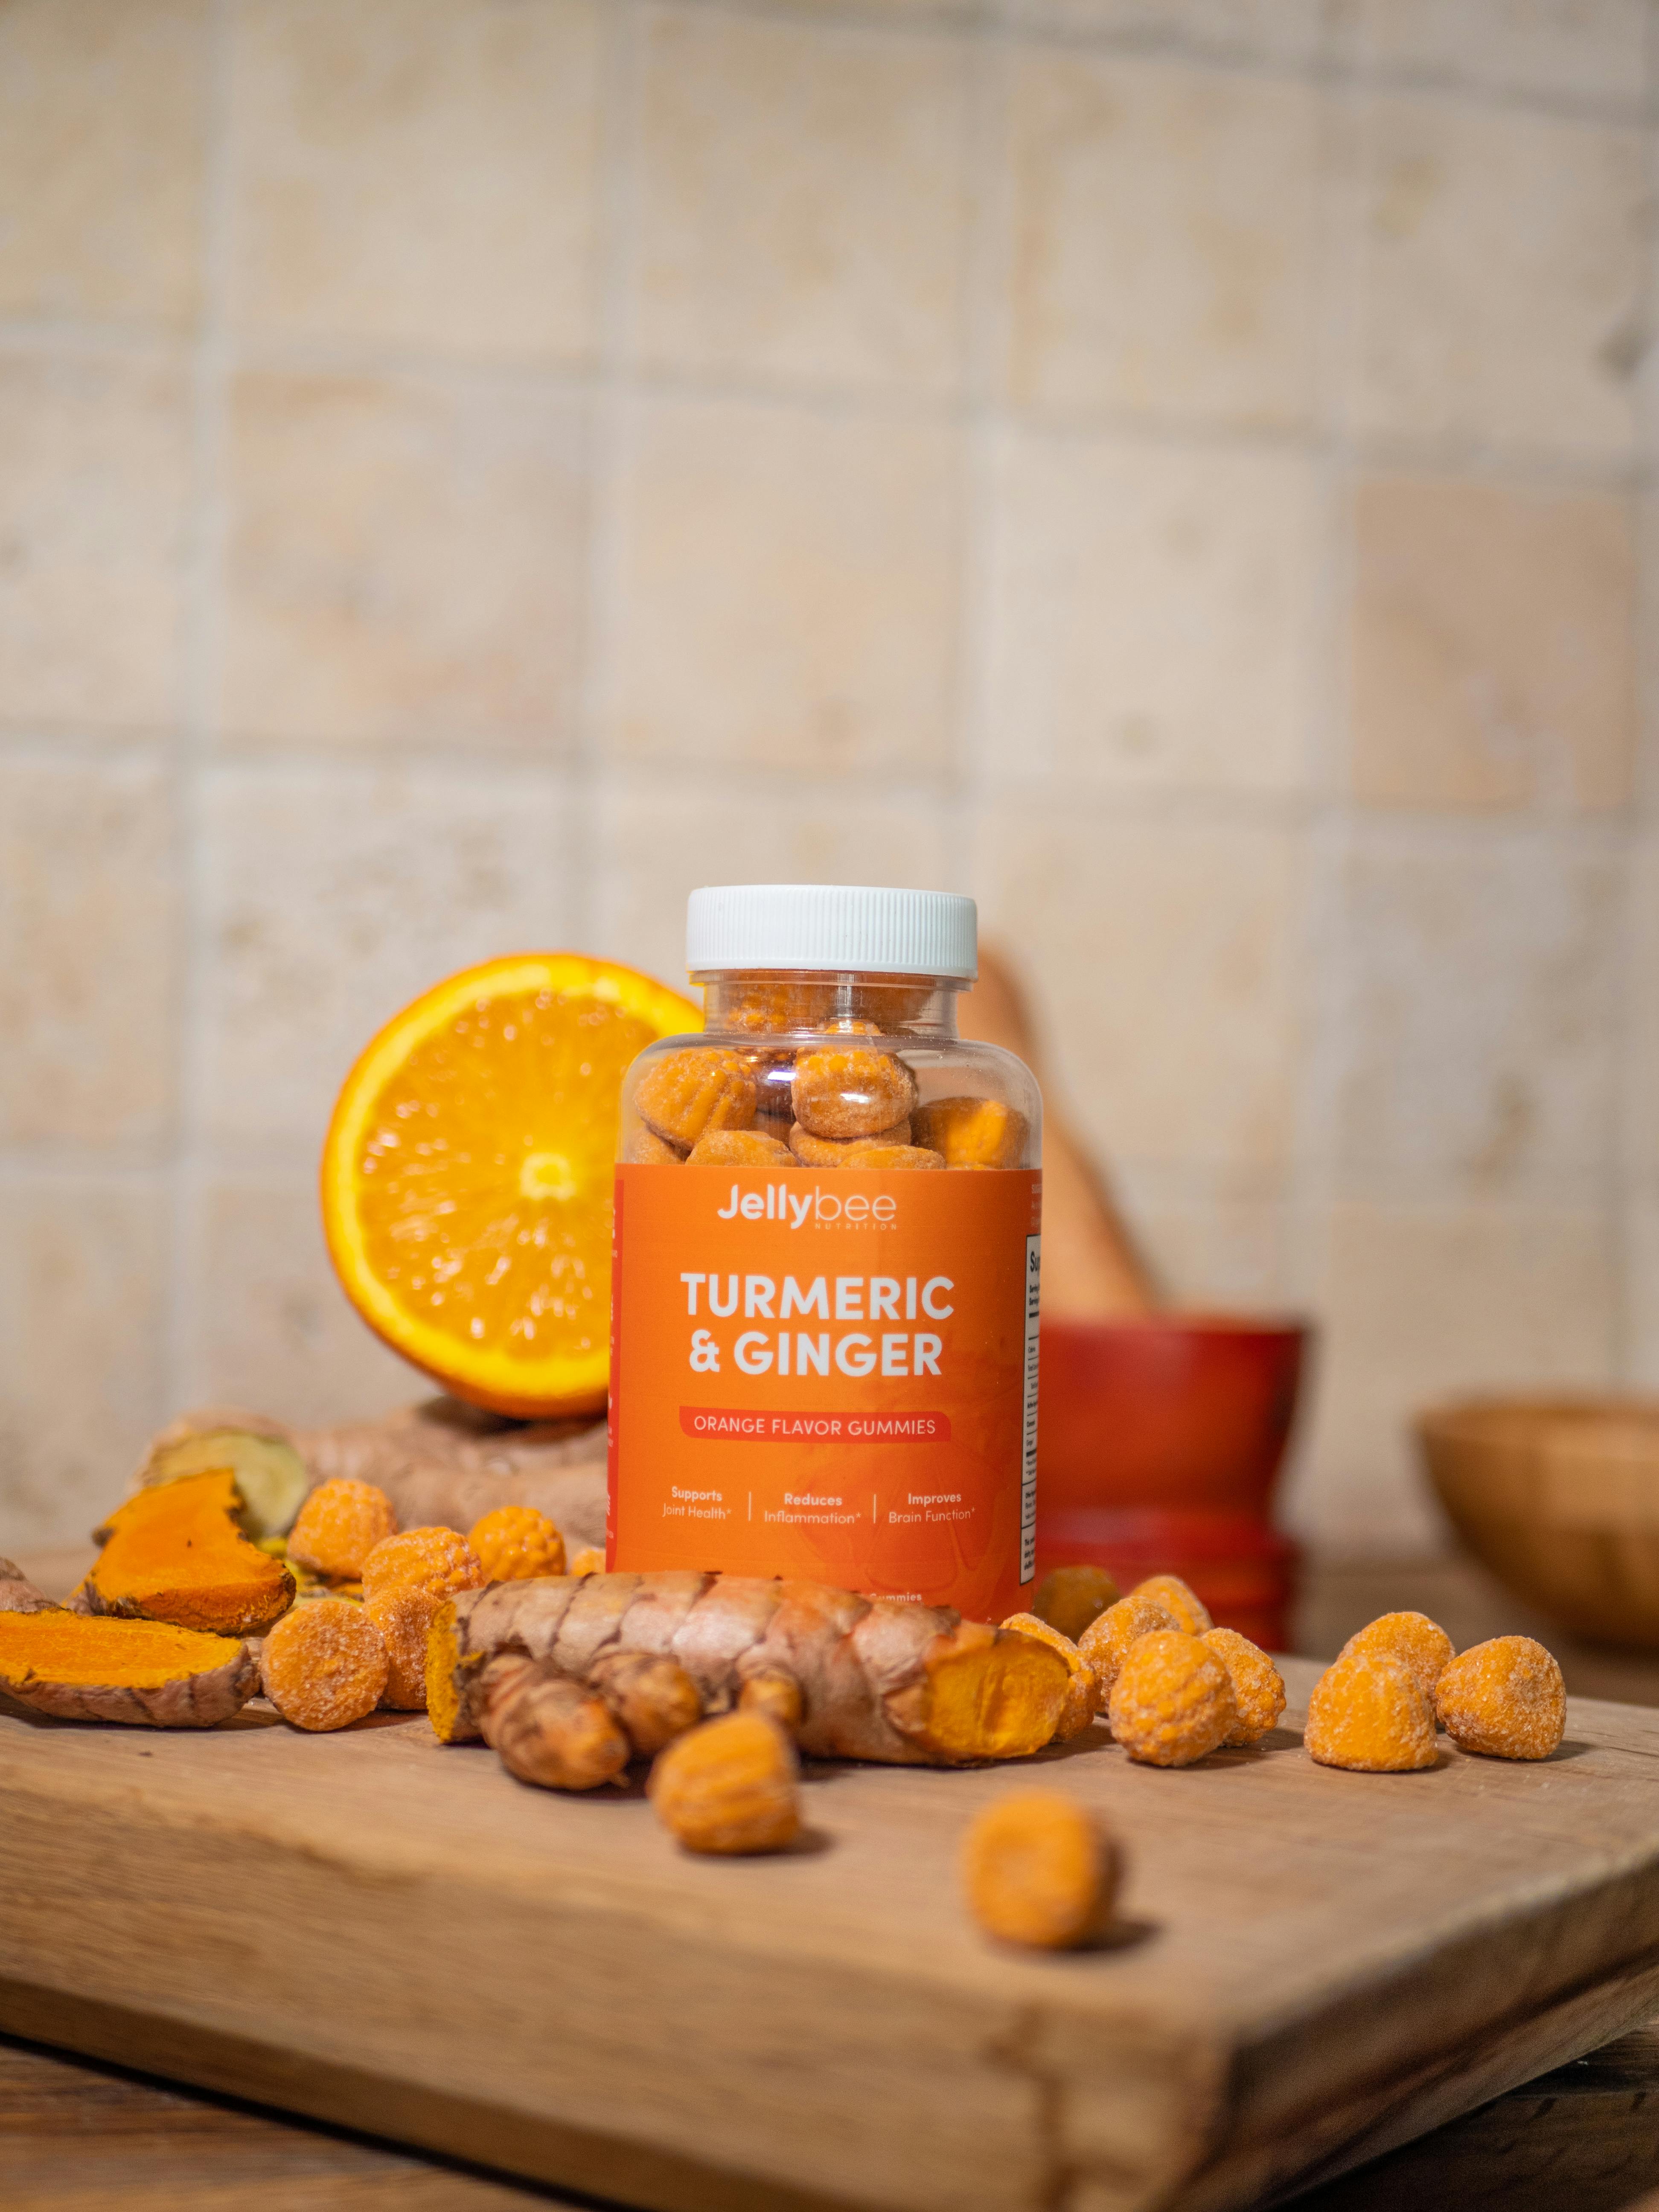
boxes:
[570,0,646,962]
[1607,0,1659,1385]
[1275,46,1368,1546]
[165,0,239,1416]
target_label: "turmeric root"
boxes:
[482,1658,631,1790]
[260,1599,388,1732]
[962,1792,1120,1950]
[0,1560,258,1727]
[75,1470,294,1637]
[134,1406,310,1541]
[649,1713,801,1855]
[1000,1613,1099,1739]
[428,1572,1070,1768]
[589,1649,702,1755]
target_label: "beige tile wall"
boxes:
[1,0,1652,1556]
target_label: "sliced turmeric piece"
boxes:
[136,1409,310,1542]
[75,1470,294,1638]
[0,1563,257,1727]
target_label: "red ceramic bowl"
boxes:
[1035,1315,1313,1650]
[1038,1313,1311,1517]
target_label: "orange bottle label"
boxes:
[607,1164,1042,1622]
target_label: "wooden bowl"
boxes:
[1417,1396,1659,1647]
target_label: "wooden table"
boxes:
[10,1546,1659,2211]
[8,2019,1659,2212]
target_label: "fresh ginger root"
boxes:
[1435,1636,1565,1761]
[288,1479,397,1584]
[1000,1613,1099,1739]
[362,1527,485,1709]
[1,1560,258,1727]
[428,1572,1069,1770]
[469,1504,566,1583]
[962,1793,1120,1950]
[75,1470,294,1638]
[1031,1564,1118,1644]
[261,1599,388,1732]
[649,1713,801,1855]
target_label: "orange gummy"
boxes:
[687,1128,796,1169]
[1435,1635,1565,1761]
[622,1123,684,1165]
[1338,1612,1453,1706]
[791,1048,919,1142]
[788,1118,911,1167]
[362,1527,486,1709]
[1077,1591,1182,1702]
[635,1047,756,1148]
[1304,1650,1437,1773]
[1131,1574,1212,1637]
[1201,1628,1286,1746]
[962,1793,1120,1950]
[911,1097,1027,1170]
[829,1143,942,1171]
[468,1505,567,1583]
[1032,1564,1118,1643]
[1108,1631,1237,1768]
[261,1599,388,1732]
[287,1479,398,1583]
[569,1546,605,1576]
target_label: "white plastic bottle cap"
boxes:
[686,885,977,981]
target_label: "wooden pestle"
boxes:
[958,946,1156,1321]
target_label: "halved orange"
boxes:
[321,954,700,1417]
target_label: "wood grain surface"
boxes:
[6,1658,1659,2212]
[10,2020,1659,2212]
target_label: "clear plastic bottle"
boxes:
[608,885,1042,1621]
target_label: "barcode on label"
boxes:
[1021,1234,1040,1583]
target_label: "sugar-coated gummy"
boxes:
[791,1048,919,1142]
[1435,1635,1565,1761]
[1337,1611,1454,1706]
[1304,1650,1437,1772]
[1201,1627,1286,1746]
[1107,1630,1237,1767]
[634,1047,757,1148]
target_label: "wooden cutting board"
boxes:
[3,1659,1659,2212]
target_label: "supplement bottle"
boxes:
[608,884,1041,1621]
